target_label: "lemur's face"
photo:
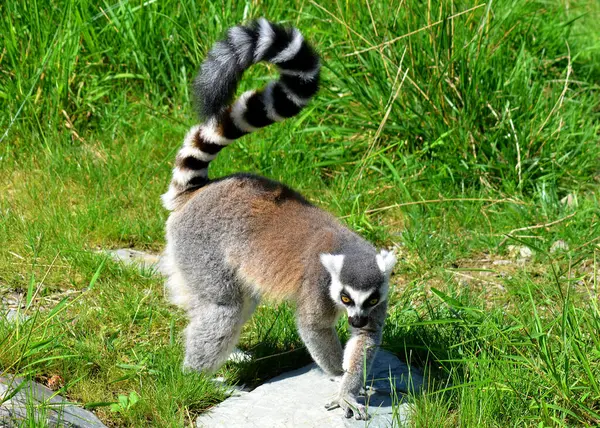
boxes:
[320,250,396,328]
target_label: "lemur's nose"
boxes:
[349,316,368,328]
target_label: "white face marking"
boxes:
[320,254,345,304]
[345,305,361,318]
[376,249,397,276]
[345,287,375,308]
[344,286,382,318]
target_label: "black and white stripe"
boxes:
[162,18,320,211]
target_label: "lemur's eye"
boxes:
[341,295,352,304]
[369,298,379,306]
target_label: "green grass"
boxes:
[1,0,599,426]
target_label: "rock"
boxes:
[104,249,165,274]
[1,291,28,323]
[507,245,533,260]
[1,291,25,309]
[365,350,423,395]
[1,309,27,323]
[0,375,106,427]
[519,246,533,259]
[550,240,569,254]
[197,350,420,428]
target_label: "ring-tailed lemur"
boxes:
[161,18,396,420]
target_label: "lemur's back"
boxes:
[165,173,344,302]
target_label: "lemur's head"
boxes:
[320,250,396,328]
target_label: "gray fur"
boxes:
[163,175,396,420]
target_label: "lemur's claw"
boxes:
[325,401,340,411]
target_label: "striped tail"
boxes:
[162,18,320,211]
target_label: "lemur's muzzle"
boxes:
[349,316,368,328]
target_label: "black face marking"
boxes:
[364,291,381,307]
[340,291,354,306]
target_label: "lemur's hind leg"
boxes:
[296,297,344,376]
[183,292,257,374]
[229,295,259,363]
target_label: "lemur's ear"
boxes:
[320,254,345,278]
[376,249,396,275]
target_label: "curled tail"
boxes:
[162,18,320,211]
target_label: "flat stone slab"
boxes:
[0,376,106,427]
[2,309,24,323]
[197,350,421,428]
[1,290,27,323]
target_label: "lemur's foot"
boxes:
[325,394,369,420]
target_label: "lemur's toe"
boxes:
[325,401,340,411]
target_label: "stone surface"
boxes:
[104,249,164,274]
[197,350,420,428]
[2,309,24,323]
[1,290,28,324]
[0,375,106,427]
[507,245,533,260]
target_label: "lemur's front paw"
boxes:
[325,395,369,420]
